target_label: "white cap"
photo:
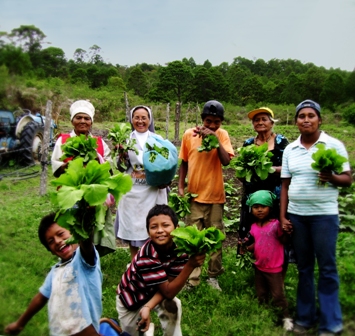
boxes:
[70,100,95,121]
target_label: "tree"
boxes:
[8,25,47,68]
[88,45,104,64]
[8,25,47,53]
[0,44,32,75]
[157,60,193,102]
[40,47,67,77]
[157,60,193,142]
[279,72,303,105]
[320,73,345,111]
[127,67,148,97]
[73,48,87,63]
[300,66,327,102]
[345,71,355,101]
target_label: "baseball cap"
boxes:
[247,107,274,120]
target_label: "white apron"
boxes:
[117,132,167,241]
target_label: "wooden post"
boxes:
[174,102,181,144]
[40,100,52,196]
[196,103,200,126]
[165,103,170,139]
[184,103,190,133]
[124,92,130,122]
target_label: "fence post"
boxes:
[165,103,170,139]
[124,92,130,122]
[40,100,52,196]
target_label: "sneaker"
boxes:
[206,277,222,291]
[282,318,294,331]
[292,323,312,334]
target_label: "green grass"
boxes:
[0,171,355,335]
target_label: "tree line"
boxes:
[1,25,355,115]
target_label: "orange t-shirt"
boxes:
[179,128,234,204]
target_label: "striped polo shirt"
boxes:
[281,131,350,216]
[118,239,188,311]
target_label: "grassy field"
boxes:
[0,121,355,335]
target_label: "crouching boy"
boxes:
[116,204,206,336]
[5,213,102,336]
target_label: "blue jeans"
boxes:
[289,214,343,334]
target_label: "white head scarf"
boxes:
[70,100,95,121]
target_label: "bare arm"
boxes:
[197,127,231,166]
[137,291,164,332]
[79,233,96,266]
[157,253,206,299]
[178,160,188,196]
[319,170,352,188]
[5,293,48,335]
[280,178,293,233]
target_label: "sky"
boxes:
[1,0,355,71]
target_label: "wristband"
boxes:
[143,305,151,310]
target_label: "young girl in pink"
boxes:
[239,190,293,331]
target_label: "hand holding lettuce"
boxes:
[51,158,132,243]
[170,225,225,256]
[311,143,348,186]
[231,143,275,182]
[107,123,138,170]
[60,134,98,164]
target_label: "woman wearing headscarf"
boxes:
[115,105,168,260]
[238,107,289,241]
[51,100,116,256]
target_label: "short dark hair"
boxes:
[146,204,178,231]
[38,213,57,251]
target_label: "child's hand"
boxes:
[137,309,151,333]
[5,321,23,335]
[188,253,206,268]
[281,219,293,234]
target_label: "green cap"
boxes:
[246,190,276,208]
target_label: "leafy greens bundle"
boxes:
[107,123,138,169]
[60,134,98,164]
[51,158,132,243]
[311,143,347,185]
[231,143,275,182]
[198,134,219,152]
[170,225,225,256]
[146,143,169,162]
[168,192,198,219]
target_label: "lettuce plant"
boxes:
[231,143,275,182]
[51,158,132,243]
[170,225,225,256]
[60,134,98,164]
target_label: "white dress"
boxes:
[116,131,167,243]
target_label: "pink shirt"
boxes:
[250,219,284,273]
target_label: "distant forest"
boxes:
[1,25,355,118]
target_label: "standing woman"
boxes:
[115,105,168,260]
[280,100,352,335]
[238,107,289,240]
[51,100,116,257]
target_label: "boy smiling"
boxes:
[116,204,206,336]
[5,213,102,336]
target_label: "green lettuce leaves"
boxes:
[60,134,98,164]
[51,158,132,243]
[311,143,347,185]
[231,143,275,182]
[107,123,138,169]
[170,225,225,256]
[198,134,220,152]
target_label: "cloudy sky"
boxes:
[1,0,355,71]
